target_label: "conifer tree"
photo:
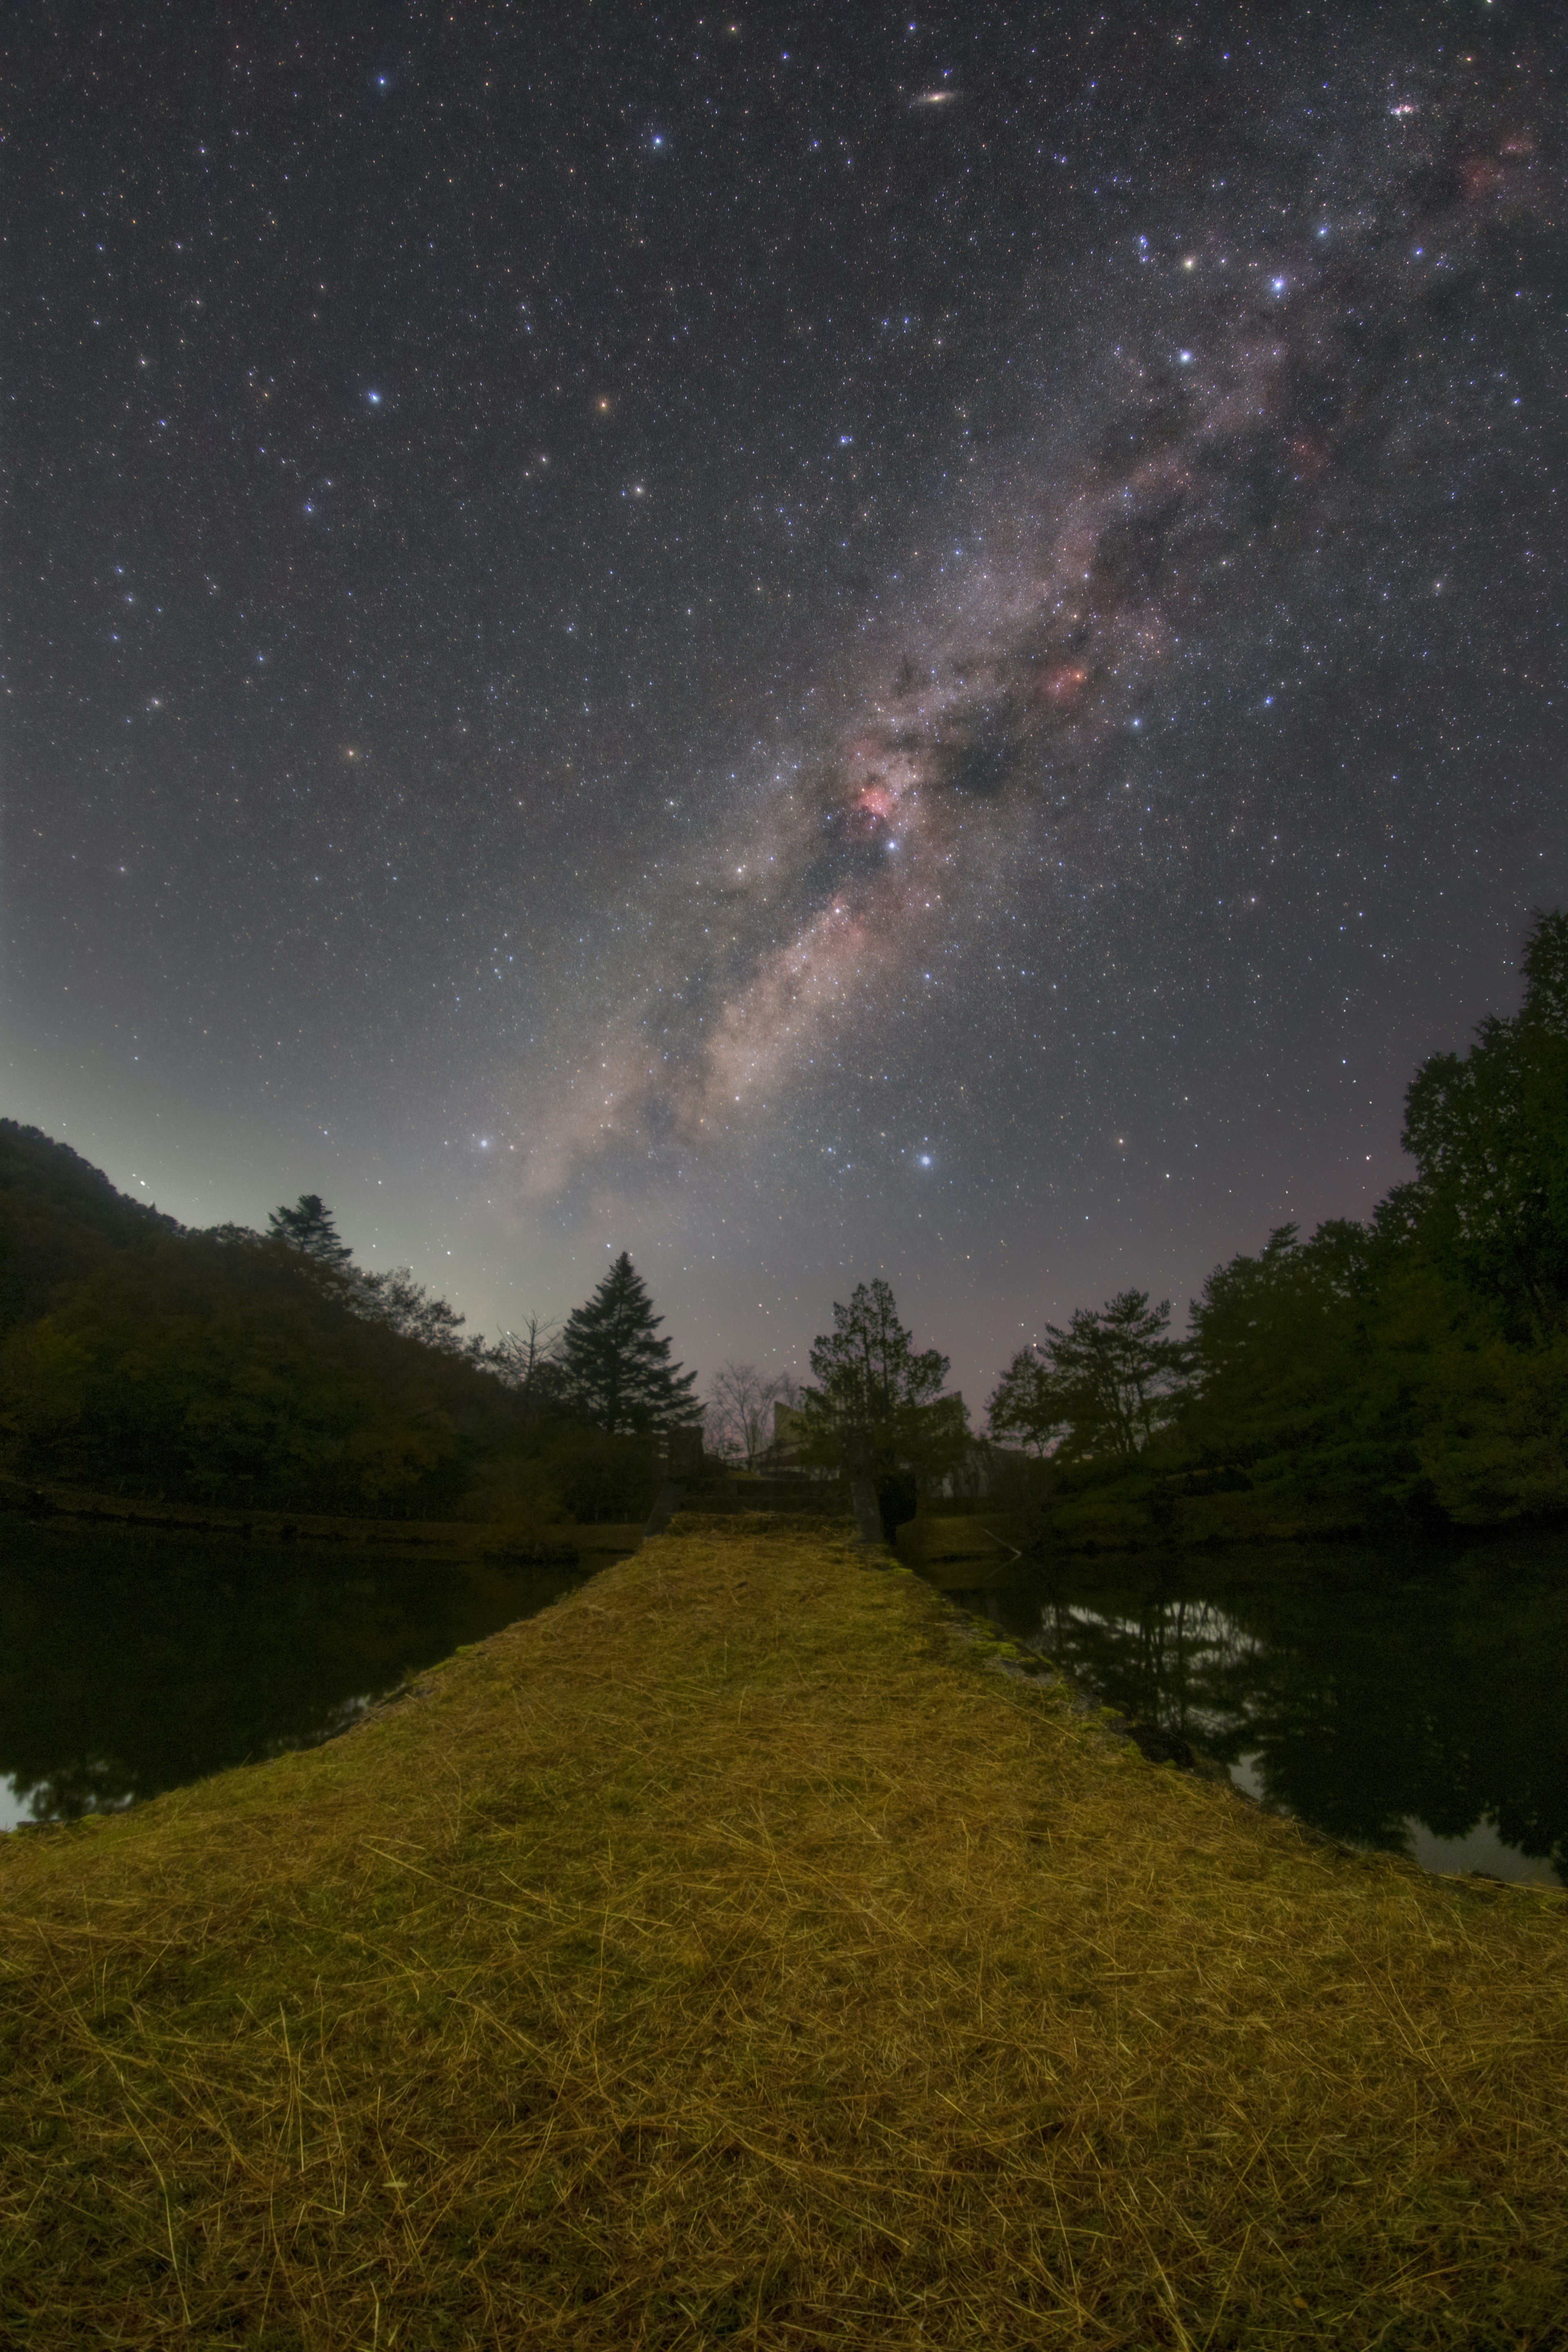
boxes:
[798,1278,968,1488]
[559,1252,700,1435]
[266,1194,354,1270]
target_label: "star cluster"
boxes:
[6,4,1564,1391]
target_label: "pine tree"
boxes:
[1029,1290,1189,1463]
[804,1278,948,1430]
[559,1252,700,1435]
[798,1278,968,1488]
[266,1194,354,1270]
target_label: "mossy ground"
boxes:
[2,1517,1566,2347]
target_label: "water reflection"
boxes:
[947,1539,1568,1886]
[0,1520,593,1830]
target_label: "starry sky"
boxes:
[6,1,1565,1402]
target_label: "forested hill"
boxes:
[0,1122,515,1517]
[0,1123,181,1333]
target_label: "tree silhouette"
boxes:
[998,1291,1187,1465]
[559,1253,700,1435]
[798,1278,967,1490]
[1402,909,1568,1338]
[706,1359,796,1468]
[351,1266,470,1353]
[489,1313,565,1426]
[987,1349,1073,1457]
[266,1194,354,1270]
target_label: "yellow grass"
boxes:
[2,1516,1566,2348]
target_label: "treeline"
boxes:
[0,1130,698,1525]
[990,911,1568,1535]
[6,909,1563,1544]
[775,912,1568,1545]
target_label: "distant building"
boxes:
[760,1401,835,1478]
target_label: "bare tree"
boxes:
[488,1313,563,1425]
[706,1360,797,1470]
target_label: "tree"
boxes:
[705,1360,797,1469]
[1033,1290,1188,1464]
[558,1253,700,1435]
[1401,909,1568,1337]
[488,1314,566,1427]
[351,1265,470,1353]
[1182,1223,1381,1468]
[266,1194,354,1271]
[987,1348,1073,1457]
[797,1279,968,1491]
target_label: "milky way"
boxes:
[9,4,1566,1384]
[525,74,1557,1209]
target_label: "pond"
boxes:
[0,1519,599,1832]
[8,1519,1565,1885]
[926,1534,1568,1888]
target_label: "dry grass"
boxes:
[2,1517,1566,2349]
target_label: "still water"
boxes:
[931,1535,1568,1887]
[6,1521,1566,1883]
[0,1520,595,1832]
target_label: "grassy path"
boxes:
[3,1519,1566,2348]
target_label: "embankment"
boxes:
[0,1476,645,1564]
[2,1517,1566,2347]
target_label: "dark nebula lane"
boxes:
[523,79,1563,1212]
[7,3,1565,1383]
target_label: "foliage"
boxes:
[991,913,1568,1535]
[533,1425,660,1522]
[797,1278,969,1492]
[991,1290,1188,1466]
[0,1132,513,1515]
[0,1120,178,1335]
[986,1347,1071,1457]
[0,1234,470,1510]
[0,1132,705,1526]
[557,1252,700,1435]
[1183,1223,1381,1468]
[487,1313,566,1425]
[1401,909,1568,1339]
[265,1192,355,1270]
[350,1264,475,1354]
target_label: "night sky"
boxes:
[6,2,1565,1401]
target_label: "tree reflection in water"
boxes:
[967,1539,1568,1886]
[0,1521,592,1830]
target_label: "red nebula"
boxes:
[844,793,890,841]
[1460,156,1507,200]
[1039,663,1088,707]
